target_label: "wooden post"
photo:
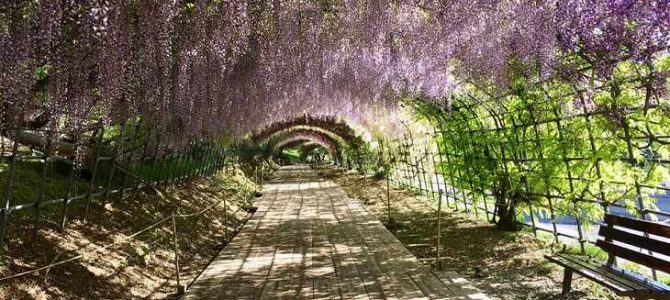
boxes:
[224,193,229,242]
[254,166,259,187]
[436,189,443,270]
[386,176,391,224]
[172,214,184,294]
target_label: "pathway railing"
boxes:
[0,120,230,249]
[0,176,255,295]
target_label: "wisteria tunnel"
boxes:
[1,1,670,299]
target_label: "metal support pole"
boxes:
[435,189,443,270]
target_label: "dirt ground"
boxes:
[325,168,626,300]
[0,168,256,299]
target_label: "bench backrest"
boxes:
[597,214,670,274]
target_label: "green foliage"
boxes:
[0,160,88,206]
[409,56,670,230]
[278,148,303,164]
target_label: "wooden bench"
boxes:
[545,213,670,300]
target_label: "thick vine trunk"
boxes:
[492,177,520,231]
[11,130,78,156]
[0,131,106,174]
[495,198,519,231]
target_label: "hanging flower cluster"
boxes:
[1,0,668,143]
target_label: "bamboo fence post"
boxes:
[150,134,162,186]
[84,125,105,219]
[435,189,443,270]
[172,213,184,294]
[33,126,54,241]
[224,192,229,242]
[386,175,392,223]
[104,122,126,203]
[120,122,139,200]
[60,137,81,231]
[0,117,24,247]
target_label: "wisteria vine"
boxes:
[1,0,668,144]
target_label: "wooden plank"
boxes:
[331,190,390,299]
[327,186,373,299]
[279,179,309,299]
[409,271,454,299]
[430,270,490,299]
[184,165,489,300]
[604,214,670,238]
[599,226,670,257]
[553,254,658,295]
[366,238,428,299]
[259,193,296,300]
[311,187,342,297]
[316,184,346,300]
[596,240,670,274]
[545,254,636,294]
[604,264,670,295]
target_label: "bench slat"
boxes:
[605,263,670,293]
[545,254,637,294]
[556,254,658,294]
[599,226,670,257]
[596,240,670,274]
[604,214,670,239]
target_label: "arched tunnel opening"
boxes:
[235,115,374,178]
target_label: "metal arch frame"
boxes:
[264,127,348,163]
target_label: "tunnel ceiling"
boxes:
[266,128,347,153]
[251,115,367,153]
[252,116,364,145]
[272,134,337,155]
[5,2,667,145]
[275,139,331,156]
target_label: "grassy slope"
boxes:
[0,167,257,299]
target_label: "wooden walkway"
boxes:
[184,165,489,299]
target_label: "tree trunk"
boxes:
[495,200,519,231]
[8,130,78,156]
